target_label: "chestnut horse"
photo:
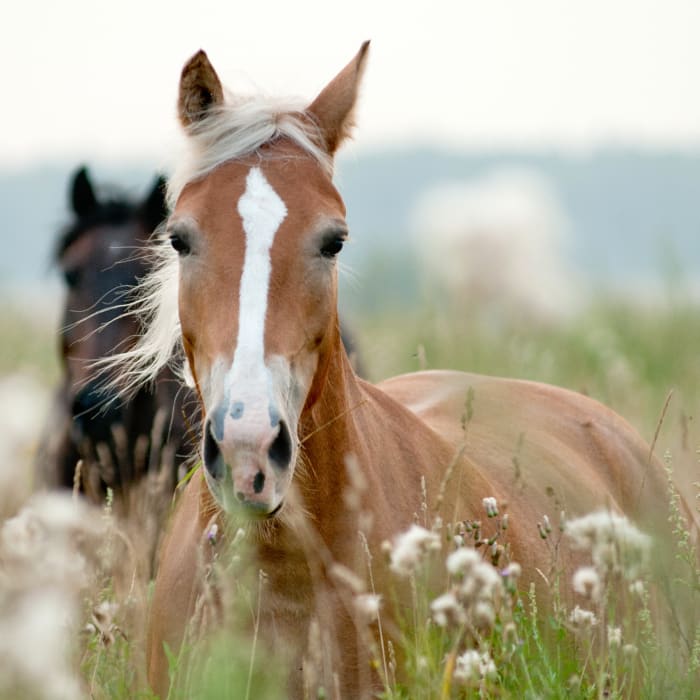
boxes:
[38,166,360,503]
[36,166,194,500]
[116,45,678,697]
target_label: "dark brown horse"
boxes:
[36,166,196,501]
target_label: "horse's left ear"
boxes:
[71,166,98,217]
[308,41,370,155]
[178,50,225,127]
[141,175,168,233]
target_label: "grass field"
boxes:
[0,291,698,699]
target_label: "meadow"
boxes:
[0,287,698,699]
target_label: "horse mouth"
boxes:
[266,500,283,519]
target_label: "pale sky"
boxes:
[3,0,700,168]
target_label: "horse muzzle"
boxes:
[70,382,123,445]
[202,403,295,517]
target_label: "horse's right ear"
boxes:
[178,50,224,127]
[71,166,98,217]
[307,41,370,155]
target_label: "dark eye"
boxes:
[63,268,81,288]
[169,233,191,255]
[320,236,344,259]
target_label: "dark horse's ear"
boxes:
[71,166,98,217]
[307,41,370,155]
[141,175,169,233]
[178,50,225,127]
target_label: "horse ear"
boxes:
[71,166,98,217]
[141,175,169,233]
[307,41,370,155]
[178,50,225,127]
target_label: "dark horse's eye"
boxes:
[63,268,81,288]
[320,236,344,259]
[169,233,191,256]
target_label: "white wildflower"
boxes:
[447,546,481,576]
[622,643,638,658]
[431,591,465,627]
[439,547,504,630]
[0,493,104,590]
[482,497,499,518]
[628,579,645,596]
[565,511,651,579]
[501,562,522,579]
[453,649,497,684]
[467,559,503,601]
[447,546,503,601]
[572,566,602,601]
[353,594,381,623]
[90,600,119,646]
[608,625,622,649]
[206,522,219,545]
[0,588,82,700]
[472,600,496,628]
[389,524,441,576]
[0,493,106,698]
[569,605,598,628]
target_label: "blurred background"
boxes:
[2,0,700,500]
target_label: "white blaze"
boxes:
[235,167,287,368]
[218,167,287,423]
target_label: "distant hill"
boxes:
[2,148,700,310]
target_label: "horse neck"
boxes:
[296,326,425,537]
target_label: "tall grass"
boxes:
[1,294,698,698]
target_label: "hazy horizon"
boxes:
[4,0,700,168]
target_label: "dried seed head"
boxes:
[430,591,465,628]
[569,605,598,629]
[389,524,441,577]
[572,566,602,601]
[608,625,622,648]
[564,511,651,579]
[453,649,497,685]
[353,593,381,623]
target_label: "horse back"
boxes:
[379,370,667,532]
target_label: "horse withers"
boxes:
[112,46,687,697]
[36,167,194,501]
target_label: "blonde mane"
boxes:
[100,92,332,396]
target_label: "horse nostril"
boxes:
[203,419,223,479]
[253,470,265,494]
[268,420,292,469]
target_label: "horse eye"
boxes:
[320,237,344,259]
[169,233,191,256]
[63,268,81,288]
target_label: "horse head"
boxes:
[162,45,368,516]
[55,166,168,487]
